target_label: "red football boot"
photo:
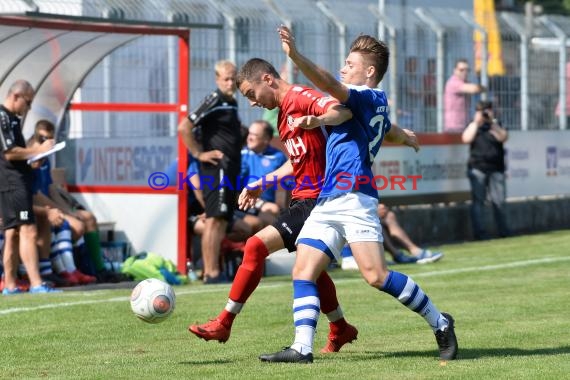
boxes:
[188,319,231,343]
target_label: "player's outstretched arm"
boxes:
[278,25,349,103]
[238,160,293,210]
[385,124,420,152]
[293,105,352,129]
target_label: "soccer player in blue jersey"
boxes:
[257,27,457,363]
[240,119,287,223]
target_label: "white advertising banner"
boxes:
[74,137,177,185]
[372,131,570,200]
[71,132,569,199]
[372,144,470,197]
[505,131,570,198]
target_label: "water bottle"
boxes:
[186,260,198,283]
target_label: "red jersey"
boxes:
[277,86,337,199]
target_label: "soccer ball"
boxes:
[130,278,175,324]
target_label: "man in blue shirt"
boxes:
[240,120,287,224]
[258,28,457,363]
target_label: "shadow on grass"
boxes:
[327,346,570,361]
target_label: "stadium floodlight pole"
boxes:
[415,7,445,133]
[540,16,567,131]
[316,1,346,71]
[501,12,529,131]
[368,4,398,125]
[206,0,237,64]
[460,11,488,102]
[263,0,293,82]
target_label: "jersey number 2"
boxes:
[368,114,386,162]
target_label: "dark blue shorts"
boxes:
[0,188,35,230]
[272,198,317,252]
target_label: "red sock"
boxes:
[317,271,347,333]
[228,235,269,304]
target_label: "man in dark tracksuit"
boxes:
[178,60,243,284]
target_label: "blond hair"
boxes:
[349,35,389,84]
[215,60,236,77]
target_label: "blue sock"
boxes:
[51,220,76,273]
[381,271,447,331]
[39,259,53,275]
[290,280,319,354]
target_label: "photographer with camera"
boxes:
[462,100,510,240]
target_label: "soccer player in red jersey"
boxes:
[189,58,358,353]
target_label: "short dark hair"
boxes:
[35,119,55,134]
[236,58,280,88]
[32,119,56,143]
[476,100,492,111]
[454,58,469,68]
[349,35,389,83]
[253,120,274,139]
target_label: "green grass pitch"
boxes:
[1,230,569,379]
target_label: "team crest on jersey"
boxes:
[287,115,295,131]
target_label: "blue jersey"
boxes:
[345,85,392,163]
[318,86,392,200]
[240,145,287,202]
[165,155,199,186]
[32,159,52,196]
[318,117,377,200]
[165,154,199,204]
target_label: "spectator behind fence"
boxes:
[0,80,61,294]
[462,100,510,240]
[240,120,287,225]
[444,59,486,133]
[177,60,243,284]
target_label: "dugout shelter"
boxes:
[0,11,219,273]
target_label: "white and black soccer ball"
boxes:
[130,278,175,324]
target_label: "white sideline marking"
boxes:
[1,256,568,316]
[411,256,570,278]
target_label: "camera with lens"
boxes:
[480,112,491,131]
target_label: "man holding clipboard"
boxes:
[0,79,61,294]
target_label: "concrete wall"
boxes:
[391,196,570,245]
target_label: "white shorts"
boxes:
[296,192,383,261]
